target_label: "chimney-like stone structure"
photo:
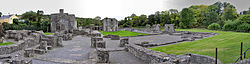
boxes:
[50,9,77,33]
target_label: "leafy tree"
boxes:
[204,5,220,26]
[179,8,197,28]
[21,11,37,21]
[37,10,44,27]
[148,14,155,25]
[139,14,148,26]
[213,1,223,14]
[159,11,171,25]
[169,9,180,27]
[13,19,19,24]
[94,16,102,26]
[221,5,238,21]
[189,5,208,27]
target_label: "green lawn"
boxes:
[150,29,250,64]
[0,42,14,45]
[44,33,52,35]
[99,31,148,37]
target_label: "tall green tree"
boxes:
[204,5,220,26]
[37,10,44,27]
[169,9,180,27]
[179,8,197,28]
[189,5,208,27]
[21,11,37,21]
[139,14,148,26]
[159,11,171,25]
[213,1,223,14]
[221,6,238,21]
[148,14,155,25]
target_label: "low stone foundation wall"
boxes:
[236,58,250,64]
[186,53,222,64]
[0,30,63,55]
[125,44,222,64]
[125,44,175,64]
[0,30,43,55]
[0,41,26,55]
[73,29,88,35]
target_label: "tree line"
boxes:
[1,10,51,32]
[1,1,250,32]
[119,2,250,32]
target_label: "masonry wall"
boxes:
[0,30,43,55]
[187,53,222,64]
[125,44,222,64]
[125,44,172,64]
[236,58,250,64]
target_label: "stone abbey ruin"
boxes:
[103,18,118,32]
[0,9,248,64]
[51,9,77,33]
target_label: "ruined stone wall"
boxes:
[125,44,173,63]
[125,44,222,64]
[0,40,26,55]
[103,18,118,32]
[0,30,64,55]
[187,53,222,64]
[0,30,43,55]
[51,9,77,33]
[236,58,250,64]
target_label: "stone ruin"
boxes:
[51,9,77,33]
[91,37,104,48]
[145,24,151,32]
[103,18,118,32]
[152,24,161,33]
[103,34,120,40]
[119,38,129,47]
[0,30,64,64]
[125,44,222,64]
[164,24,175,33]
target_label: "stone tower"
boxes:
[103,18,118,32]
[50,9,77,33]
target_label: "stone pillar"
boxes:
[0,37,4,43]
[164,24,175,33]
[96,48,109,63]
[96,41,106,48]
[119,38,129,47]
[91,37,103,48]
[0,24,2,37]
[169,24,175,32]
[145,24,151,32]
[155,24,161,32]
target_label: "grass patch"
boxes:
[99,31,148,37]
[0,42,14,45]
[44,33,52,35]
[150,29,250,63]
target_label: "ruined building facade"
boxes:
[103,18,118,32]
[51,9,77,33]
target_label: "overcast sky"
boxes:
[0,0,249,20]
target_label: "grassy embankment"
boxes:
[150,29,250,63]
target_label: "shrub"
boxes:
[208,23,221,30]
[222,21,240,31]
[236,23,250,32]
